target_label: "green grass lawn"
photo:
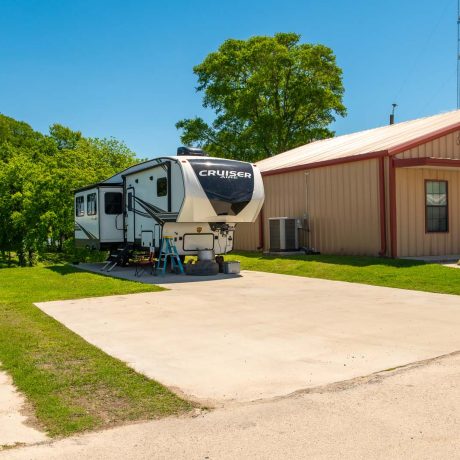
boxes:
[233,251,460,296]
[0,264,192,438]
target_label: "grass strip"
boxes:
[0,264,191,437]
[233,252,460,295]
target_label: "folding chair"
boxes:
[134,249,156,277]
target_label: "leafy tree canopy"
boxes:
[176,32,346,162]
[0,114,138,265]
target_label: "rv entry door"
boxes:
[126,188,135,243]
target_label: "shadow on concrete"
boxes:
[236,251,427,268]
[65,262,241,285]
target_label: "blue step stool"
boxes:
[155,236,185,275]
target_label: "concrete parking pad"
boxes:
[0,368,48,448]
[36,271,460,404]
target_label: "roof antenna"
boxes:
[389,103,398,125]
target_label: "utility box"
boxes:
[223,261,240,274]
[269,217,299,251]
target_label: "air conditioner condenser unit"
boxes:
[269,217,300,252]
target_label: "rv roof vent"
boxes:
[177,146,207,157]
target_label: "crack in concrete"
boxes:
[255,349,460,405]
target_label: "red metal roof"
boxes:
[257,110,460,173]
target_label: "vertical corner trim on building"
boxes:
[389,156,398,257]
[378,156,387,256]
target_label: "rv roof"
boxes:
[102,158,165,183]
[103,156,253,182]
[73,182,123,193]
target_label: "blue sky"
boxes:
[0,0,457,158]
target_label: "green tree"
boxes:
[49,123,82,150]
[176,32,346,162]
[0,114,138,265]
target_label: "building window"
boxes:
[105,192,122,215]
[87,193,97,216]
[75,196,84,217]
[157,177,167,197]
[426,180,448,233]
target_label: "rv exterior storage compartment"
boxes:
[269,217,299,251]
[183,234,214,251]
[223,261,240,274]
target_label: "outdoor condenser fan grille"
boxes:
[269,218,299,252]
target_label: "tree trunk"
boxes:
[57,234,64,252]
[28,248,37,267]
[17,247,26,267]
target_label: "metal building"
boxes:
[234,111,460,258]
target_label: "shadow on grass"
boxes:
[45,265,133,283]
[44,264,85,276]
[0,256,19,269]
[234,251,426,269]
[43,264,161,288]
[0,262,19,269]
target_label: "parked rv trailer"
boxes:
[74,148,264,256]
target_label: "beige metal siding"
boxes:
[234,159,382,255]
[305,159,381,255]
[233,219,260,251]
[396,130,460,160]
[396,168,460,257]
[262,170,310,249]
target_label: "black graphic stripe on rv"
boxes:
[134,196,166,214]
[133,207,179,224]
[74,222,98,240]
[133,197,178,223]
[134,196,178,217]
[133,209,151,218]
[133,201,164,224]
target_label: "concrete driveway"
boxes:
[35,271,460,404]
[0,368,48,447]
[2,353,460,460]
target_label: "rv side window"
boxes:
[157,177,167,197]
[75,196,84,217]
[127,192,133,211]
[105,192,122,214]
[87,193,97,216]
